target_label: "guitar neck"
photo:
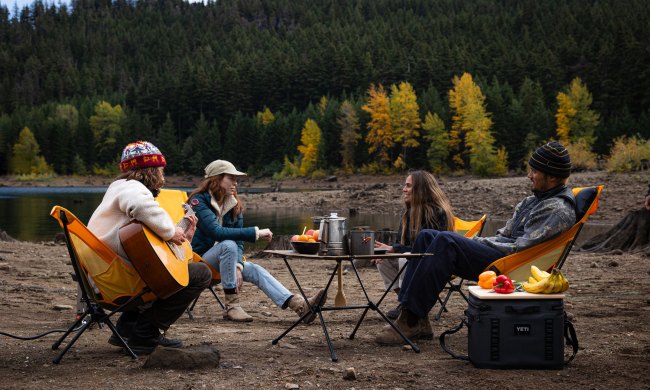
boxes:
[178,203,195,232]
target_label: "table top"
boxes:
[468,285,565,300]
[263,249,428,260]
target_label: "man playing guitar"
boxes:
[88,140,211,354]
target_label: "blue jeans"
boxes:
[398,230,504,318]
[201,240,292,307]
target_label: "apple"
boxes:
[306,229,315,236]
[312,230,319,241]
[290,235,300,242]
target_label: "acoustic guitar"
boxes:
[119,203,194,299]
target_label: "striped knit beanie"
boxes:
[119,141,167,173]
[528,141,571,178]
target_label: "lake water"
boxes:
[0,187,399,243]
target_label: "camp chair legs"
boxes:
[51,300,139,364]
[434,279,469,321]
[186,285,225,320]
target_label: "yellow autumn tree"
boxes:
[361,84,394,168]
[256,106,275,126]
[319,96,328,116]
[10,127,53,175]
[89,101,126,163]
[390,81,421,169]
[338,100,361,173]
[297,118,321,176]
[555,77,600,146]
[448,72,507,176]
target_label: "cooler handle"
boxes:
[505,305,540,314]
[565,317,579,365]
[439,318,469,361]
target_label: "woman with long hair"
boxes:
[189,160,326,323]
[373,170,455,319]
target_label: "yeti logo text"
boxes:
[514,324,530,336]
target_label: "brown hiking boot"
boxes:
[223,293,253,322]
[375,308,433,345]
[288,288,328,324]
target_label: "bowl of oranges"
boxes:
[290,228,320,255]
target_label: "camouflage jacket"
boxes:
[474,185,576,255]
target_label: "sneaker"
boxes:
[375,308,433,345]
[386,304,401,320]
[125,334,183,355]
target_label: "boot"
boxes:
[386,303,402,320]
[375,307,433,345]
[108,311,137,347]
[288,289,328,324]
[223,293,253,322]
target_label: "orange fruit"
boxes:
[298,234,310,242]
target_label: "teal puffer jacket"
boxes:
[190,191,256,260]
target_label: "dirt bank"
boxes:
[3,170,647,223]
[0,171,649,389]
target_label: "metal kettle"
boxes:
[318,212,347,255]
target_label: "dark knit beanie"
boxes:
[528,141,571,178]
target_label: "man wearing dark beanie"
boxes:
[376,141,577,345]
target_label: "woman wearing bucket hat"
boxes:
[189,160,327,323]
[88,141,211,354]
[372,170,455,319]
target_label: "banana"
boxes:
[543,271,559,294]
[522,277,549,293]
[523,268,571,294]
[531,265,551,282]
[555,271,570,293]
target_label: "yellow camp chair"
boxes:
[50,206,155,363]
[49,189,215,363]
[436,186,603,319]
[434,215,487,320]
[155,190,225,318]
[484,186,603,281]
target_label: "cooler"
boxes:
[440,286,577,369]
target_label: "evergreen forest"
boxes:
[1,0,649,177]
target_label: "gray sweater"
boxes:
[474,185,576,255]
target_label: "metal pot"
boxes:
[318,213,347,255]
[348,229,375,256]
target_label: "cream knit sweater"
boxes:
[88,179,176,261]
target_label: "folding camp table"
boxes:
[264,250,426,362]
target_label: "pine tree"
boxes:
[421,111,449,173]
[338,100,361,173]
[156,114,182,174]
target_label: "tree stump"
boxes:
[256,234,292,257]
[579,208,650,254]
